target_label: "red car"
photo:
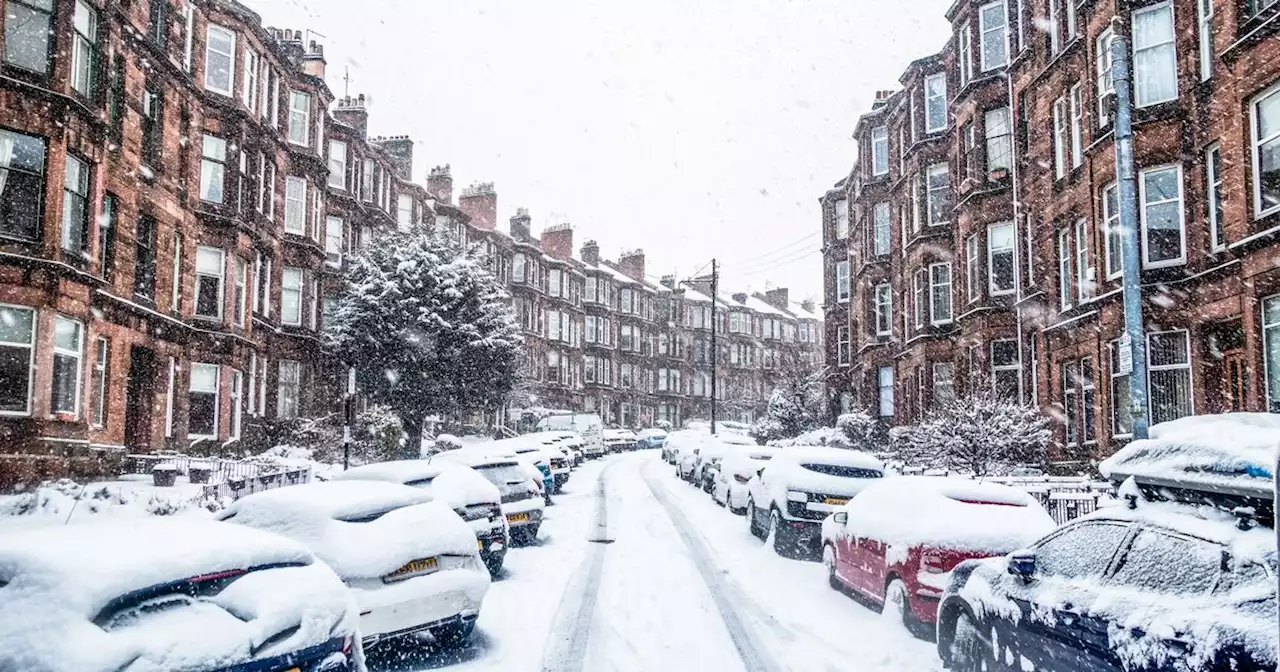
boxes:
[820,476,1055,630]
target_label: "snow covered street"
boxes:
[376,451,941,672]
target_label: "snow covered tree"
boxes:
[326,232,523,457]
[751,351,823,443]
[893,389,1051,476]
[836,410,883,452]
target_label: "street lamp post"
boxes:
[1110,19,1151,440]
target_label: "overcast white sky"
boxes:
[244,0,953,301]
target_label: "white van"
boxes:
[537,413,605,458]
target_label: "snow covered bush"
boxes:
[325,232,523,457]
[893,390,1051,477]
[426,433,464,456]
[750,354,824,443]
[836,410,882,451]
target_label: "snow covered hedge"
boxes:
[892,390,1051,476]
[766,410,886,450]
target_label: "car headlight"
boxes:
[786,490,809,503]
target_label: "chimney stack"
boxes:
[801,299,816,314]
[541,224,574,261]
[764,287,790,311]
[373,136,414,181]
[732,292,748,304]
[427,165,453,204]
[617,249,645,283]
[302,40,326,79]
[510,208,534,243]
[333,94,369,139]
[580,240,600,266]
[660,274,676,290]
[458,182,497,231]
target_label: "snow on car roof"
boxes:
[220,482,476,579]
[437,447,522,469]
[639,428,668,437]
[334,459,501,508]
[837,477,1056,553]
[1099,413,1280,498]
[776,446,884,471]
[0,518,315,618]
[1079,495,1278,562]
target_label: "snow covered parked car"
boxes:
[937,413,1280,672]
[0,518,362,672]
[603,428,638,453]
[539,430,586,466]
[712,445,779,514]
[537,413,604,458]
[636,428,668,450]
[218,481,490,650]
[745,447,884,558]
[688,438,743,493]
[439,450,547,545]
[332,459,510,577]
[486,436,571,493]
[821,477,1054,631]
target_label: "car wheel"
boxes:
[746,499,765,539]
[483,553,505,578]
[949,610,996,672]
[768,509,791,558]
[822,544,840,590]
[883,578,910,629]
[430,619,476,648]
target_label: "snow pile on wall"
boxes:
[769,426,849,448]
[1100,413,1280,494]
[0,478,220,527]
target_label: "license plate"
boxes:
[824,497,848,506]
[383,556,438,582]
[508,512,530,523]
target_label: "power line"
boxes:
[735,231,821,266]
[738,249,821,276]
[737,246,821,275]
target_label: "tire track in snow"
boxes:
[640,459,785,672]
[538,457,619,672]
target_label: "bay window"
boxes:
[328,140,347,189]
[1252,83,1280,218]
[873,202,891,256]
[194,246,225,319]
[930,262,952,324]
[288,91,312,146]
[325,216,343,266]
[1052,96,1068,179]
[966,234,981,302]
[958,22,972,88]
[61,155,90,255]
[1058,228,1072,310]
[51,316,83,415]
[837,327,850,366]
[5,0,53,74]
[978,0,1008,71]
[874,283,892,336]
[234,257,247,326]
[1207,143,1225,250]
[835,261,850,302]
[1133,3,1177,107]
[1139,165,1185,267]
[1063,360,1078,447]
[0,305,35,414]
[871,126,889,176]
[1197,0,1213,81]
[230,370,243,439]
[990,338,1020,400]
[199,135,227,203]
[1263,296,1280,412]
[284,177,307,234]
[277,360,300,419]
[70,0,99,98]
[878,366,894,417]
[1096,28,1116,127]
[0,129,47,241]
[203,24,236,95]
[984,107,1011,175]
[835,199,849,239]
[1069,83,1083,169]
[987,221,1015,295]
[924,73,947,133]
[189,363,219,437]
[398,194,414,231]
[1102,183,1122,278]
[281,267,303,325]
[91,336,107,427]
[1076,218,1093,301]
[913,269,927,328]
[926,163,949,225]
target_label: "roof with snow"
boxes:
[789,301,820,320]
[744,295,789,318]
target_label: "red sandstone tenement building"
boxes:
[821,0,1280,465]
[0,0,821,487]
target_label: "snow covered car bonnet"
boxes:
[333,459,502,510]
[0,518,358,672]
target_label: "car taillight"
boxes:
[920,551,947,574]
[342,634,354,656]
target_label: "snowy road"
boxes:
[367,451,943,672]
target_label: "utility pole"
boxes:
[342,367,356,469]
[710,258,719,435]
[1111,19,1150,440]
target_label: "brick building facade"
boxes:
[821,0,1280,466]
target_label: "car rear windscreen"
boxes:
[800,463,882,479]
[475,464,531,487]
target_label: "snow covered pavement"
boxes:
[387,451,941,672]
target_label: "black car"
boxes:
[936,498,1277,672]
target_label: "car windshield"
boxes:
[6,2,1278,670]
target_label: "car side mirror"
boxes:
[756,467,766,477]
[833,512,848,525]
[1007,551,1036,580]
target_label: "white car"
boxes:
[537,413,605,458]
[689,438,741,492]
[603,428,637,453]
[219,481,490,649]
[0,518,362,672]
[332,460,510,576]
[745,446,885,558]
[672,430,715,478]
[487,436,571,493]
[538,430,586,466]
[713,445,779,514]
[439,450,548,544]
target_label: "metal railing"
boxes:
[125,454,313,502]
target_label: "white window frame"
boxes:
[1133,2,1178,108]
[835,261,850,303]
[276,360,300,419]
[878,366,895,417]
[958,21,972,88]
[1138,164,1186,269]
[1146,329,1194,424]
[328,140,347,190]
[199,135,227,204]
[873,202,891,256]
[281,267,303,326]
[1052,95,1068,179]
[871,126,889,176]
[978,0,1008,72]
[924,72,948,133]
[1205,143,1225,250]
[874,282,893,336]
[91,335,107,427]
[230,369,243,439]
[284,176,307,234]
[0,305,36,416]
[1251,83,1280,220]
[242,47,259,112]
[1262,295,1280,412]
[837,327,850,366]
[990,338,1022,400]
[985,106,1012,175]
[325,216,344,267]
[235,257,247,326]
[398,194,414,232]
[1048,0,1061,55]
[188,362,220,439]
[1069,83,1084,168]
[1197,0,1214,82]
[194,246,225,320]
[1076,217,1093,302]
[966,234,981,303]
[929,262,953,325]
[1058,228,1073,310]
[1102,183,1123,279]
[926,162,950,226]
[288,90,312,146]
[203,24,236,96]
[1096,28,1116,127]
[987,221,1015,295]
